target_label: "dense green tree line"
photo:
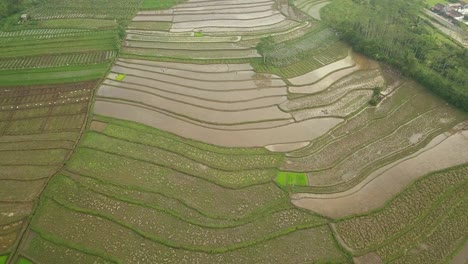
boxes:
[322,0,468,111]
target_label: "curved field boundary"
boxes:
[93,100,343,147]
[125,40,252,50]
[175,0,273,9]
[122,46,260,59]
[101,79,286,104]
[288,53,355,85]
[175,4,273,15]
[289,65,361,94]
[173,10,280,22]
[287,83,421,158]
[96,99,294,131]
[98,85,287,112]
[64,171,291,228]
[294,104,460,174]
[118,58,253,72]
[110,62,285,88]
[292,128,468,218]
[171,18,296,34]
[265,141,310,152]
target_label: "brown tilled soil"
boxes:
[90,121,108,132]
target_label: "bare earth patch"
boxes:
[265,141,310,152]
[89,121,108,132]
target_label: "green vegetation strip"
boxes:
[275,171,308,188]
[0,255,8,264]
[17,258,32,264]
[141,0,186,10]
[0,63,109,86]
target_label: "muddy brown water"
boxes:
[94,100,343,147]
[97,86,292,124]
[291,128,468,218]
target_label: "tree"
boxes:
[256,36,275,64]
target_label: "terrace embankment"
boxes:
[0,81,98,257]
[93,59,344,147]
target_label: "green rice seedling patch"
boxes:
[115,73,126,81]
[66,148,287,219]
[385,198,467,264]
[252,41,349,78]
[79,132,277,188]
[29,0,142,20]
[275,171,308,188]
[17,258,32,264]
[97,123,283,171]
[141,0,186,10]
[194,31,204,37]
[94,115,272,155]
[46,175,327,250]
[335,165,468,253]
[31,198,347,263]
[67,171,291,227]
[377,184,468,263]
[0,38,117,58]
[0,63,109,86]
[0,255,8,264]
[22,232,113,264]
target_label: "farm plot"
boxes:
[291,126,468,218]
[252,40,350,79]
[282,69,384,111]
[294,105,464,190]
[332,164,468,263]
[119,0,316,60]
[94,59,344,146]
[14,116,349,262]
[27,0,143,20]
[96,59,291,125]
[295,0,331,20]
[0,80,97,260]
[168,0,290,33]
[282,82,467,191]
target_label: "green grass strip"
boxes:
[275,171,308,188]
[0,255,8,264]
[17,258,33,264]
[140,0,186,10]
[0,63,110,86]
[115,73,126,81]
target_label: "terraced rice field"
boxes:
[1,0,467,263]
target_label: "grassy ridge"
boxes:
[21,117,351,263]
